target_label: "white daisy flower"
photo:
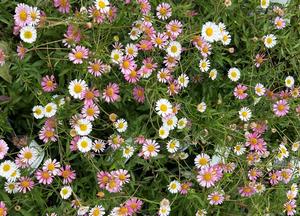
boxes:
[218,22,226,32]
[158,205,171,216]
[255,183,266,194]
[142,139,160,158]
[194,153,210,169]
[199,59,210,72]
[278,144,289,159]
[163,115,178,130]
[18,146,38,165]
[197,102,207,113]
[89,205,105,216]
[7,169,20,182]
[239,107,252,122]
[168,180,181,194]
[177,73,189,88]
[260,0,270,9]
[60,186,72,199]
[125,43,138,57]
[155,99,173,117]
[166,139,180,153]
[292,142,300,152]
[221,31,231,45]
[285,76,294,88]
[95,0,110,13]
[68,79,87,99]
[92,139,106,153]
[159,126,170,139]
[78,206,89,216]
[44,102,57,118]
[166,41,182,58]
[20,25,37,43]
[0,160,17,179]
[111,49,124,64]
[29,6,41,26]
[233,143,246,155]
[75,119,92,136]
[255,83,266,96]
[122,146,134,159]
[209,69,218,80]
[4,181,19,194]
[32,105,44,119]
[263,34,277,48]
[129,27,141,40]
[228,67,241,82]
[114,118,128,133]
[177,118,188,129]
[77,136,93,153]
[201,21,221,43]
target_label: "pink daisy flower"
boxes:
[234,84,248,100]
[137,40,153,51]
[166,20,183,39]
[68,46,89,64]
[208,191,224,205]
[82,88,100,106]
[14,3,31,27]
[36,169,53,185]
[151,32,169,49]
[239,184,256,197]
[102,83,120,103]
[88,6,106,24]
[273,99,289,117]
[97,171,111,189]
[125,197,143,214]
[17,43,27,60]
[70,136,80,151]
[284,199,296,216]
[53,0,71,14]
[59,165,76,184]
[157,68,171,83]
[88,59,105,77]
[163,55,179,69]
[63,25,81,47]
[134,135,146,145]
[280,168,292,184]
[269,170,281,185]
[43,158,61,176]
[18,176,34,193]
[106,176,122,193]
[156,3,172,20]
[81,104,100,121]
[248,168,262,182]
[254,53,266,68]
[107,6,118,23]
[0,139,9,160]
[274,16,286,29]
[39,126,57,143]
[179,182,192,195]
[108,134,124,150]
[200,42,212,58]
[250,121,267,134]
[111,169,130,185]
[41,75,57,92]
[133,86,145,103]
[0,48,6,66]
[137,0,151,15]
[124,68,140,83]
[142,57,158,74]
[197,167,217,188]
[142,21,155,37]
[167,80,181,96]
[120,56,136,74]
[0,201,7,216]
[245,132,267,153]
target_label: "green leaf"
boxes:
[0,63,12,83]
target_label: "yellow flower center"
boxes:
[206,27,213,36]
[24,31,33,39]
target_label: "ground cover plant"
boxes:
[0,0,300,215]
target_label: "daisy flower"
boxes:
[41,75,57,92]
[234,84,248,100]
[142,139,160,158]
[125,198,143,214]
[120,56,136,74]
[5,181,19,194]
[264,34,277,48]
[156,3,172,20]
[20,25,37,44]
[274,16,286,29]
[168,180,181,194]
[255,83,266,96]
[208,191,224,205]
[177,73,189,88]
[82,104,100,121]
[254,53,266,68]
[92,139,106,153]
[133,86,145,103]
[166,20,182,39]
[111,169,130,185]
[36,169,53,185]
[292,142,300,152]
[158,126,170,139]
[228,67,241,82]
[157,68,171,83]
[88,59,105,77]
[39,126,57,143]
[209,69,217,80]
[14,3,31,27]
[29,6,40,26]
[233,143,246,155]
[138,0,151,15]
[285,76,294,88]
[43,158,60,176]
[18,146,37,165]
[102,83,120,103]
[273,99,289,117]
[89,205,105,216]
[69,46,89,64]
[95,0,110,13]
[158,205,171,216]
[239,107,252,122]
[106,177,122,193]
[197,102,207,113]
[177,118,188,129]
[163,115,178,130]
[260,0,270,9]
[59,165,76,184]
[68,79,87,99]
[166,41,182,58]
[221,31,231,45]
[0,139,9,160]
[53,0,71,13]
[60,186,72,199]
[201,22,221,43]
[125,43,138,57]
[199,59,210,72]
[18,176,34,193]
[0,202,7,216]
[239,184,256,197]
[197,167,217,188]
[151,32,168,49]
[77,136,92,153]
[123,146,134,159]
[114,118,128,133]
[156,99,173,117]
[284,200,296,216]
[129,27,141,40]
[166,139,179,153]
[43,102,57,118]
[75,119,92,136]
[111,49,123,64]
[194,153,210,169]
[0,160,17,179]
